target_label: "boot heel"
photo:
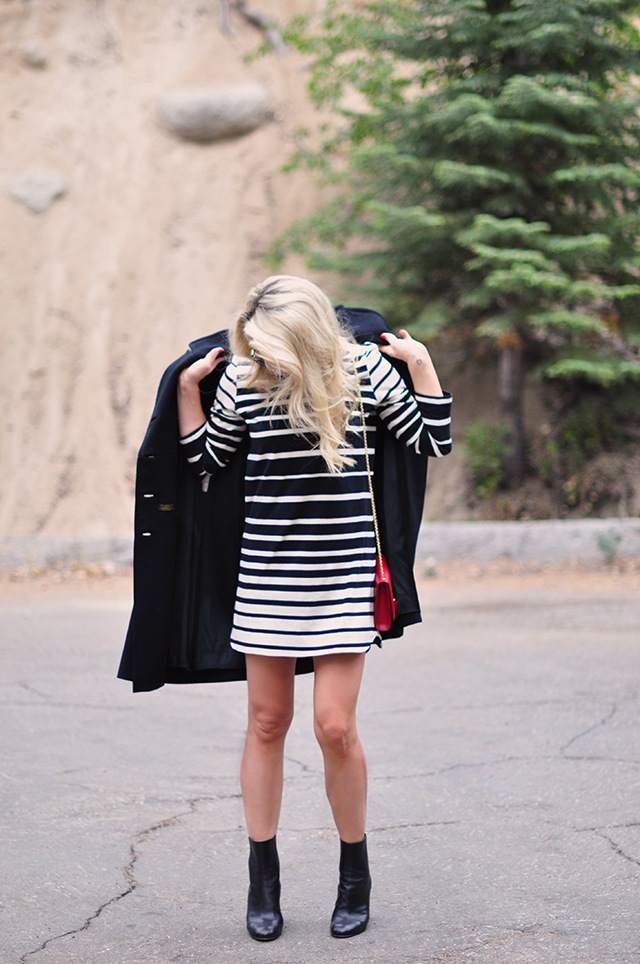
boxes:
[330,835,371,938]
[246,836,283,941]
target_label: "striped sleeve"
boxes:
[361,345,452,458]
[179,362,247,477]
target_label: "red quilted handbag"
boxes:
[374,553,397,632]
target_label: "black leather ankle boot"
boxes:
[246,836,283,941]
[330,835,371,938]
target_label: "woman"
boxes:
[177,275,452,941]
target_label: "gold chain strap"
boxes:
[357,378,385,580]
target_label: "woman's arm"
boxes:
[379,330,443,396]
[177,347,226,437]
[362,338,452,458]
[178,350,247,478]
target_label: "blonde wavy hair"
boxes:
[230,275,359,473]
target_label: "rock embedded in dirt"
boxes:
[4,169,68,214]
[157,83,271,142]
[21,41,48,69]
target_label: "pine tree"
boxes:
[278,0,640,484]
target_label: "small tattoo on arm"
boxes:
[415,358,423,366]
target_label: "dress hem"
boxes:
[230,642,373,658]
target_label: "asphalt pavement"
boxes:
[1,581,639,964]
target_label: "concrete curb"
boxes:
[417,517,640,563]
[1,518,639,568]
[0,533,134,568]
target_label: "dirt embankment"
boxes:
[0,0,332,539]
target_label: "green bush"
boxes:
[530,438,560,487]
[561,401,619,472]
[463,420,512,499]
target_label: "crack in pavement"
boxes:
[283,754,320,774]
[561,753,640,764]
[281,819,460,836]
[370,756,533,782]
[18,682,54,701]
[447,698,574,711]
[369,820,461,833]
[1,700,135,710]
[370,749,640,785]
[17,797,225,962]
[560,702,617,755]
[578,821,640,830]
[575,826,640,869]
[594,830,640,869]
[8,683,135,711]
[369,697,586,718]
[377,705,426,715]
[597,834,640,868]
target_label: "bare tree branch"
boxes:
[218,0,235,37]
[235,1,288,57]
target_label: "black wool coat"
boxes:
[118,308,429,692]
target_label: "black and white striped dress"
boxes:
[180,344,452,658]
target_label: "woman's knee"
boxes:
[314,712,356,756]
[249,705,293,745]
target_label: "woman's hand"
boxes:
[379,330,443,397]
[178,347,226,391]
[177,347,226,438]
[379,329,428,365]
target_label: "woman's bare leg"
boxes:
[313,653,367,842]
[241,655,296,841]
